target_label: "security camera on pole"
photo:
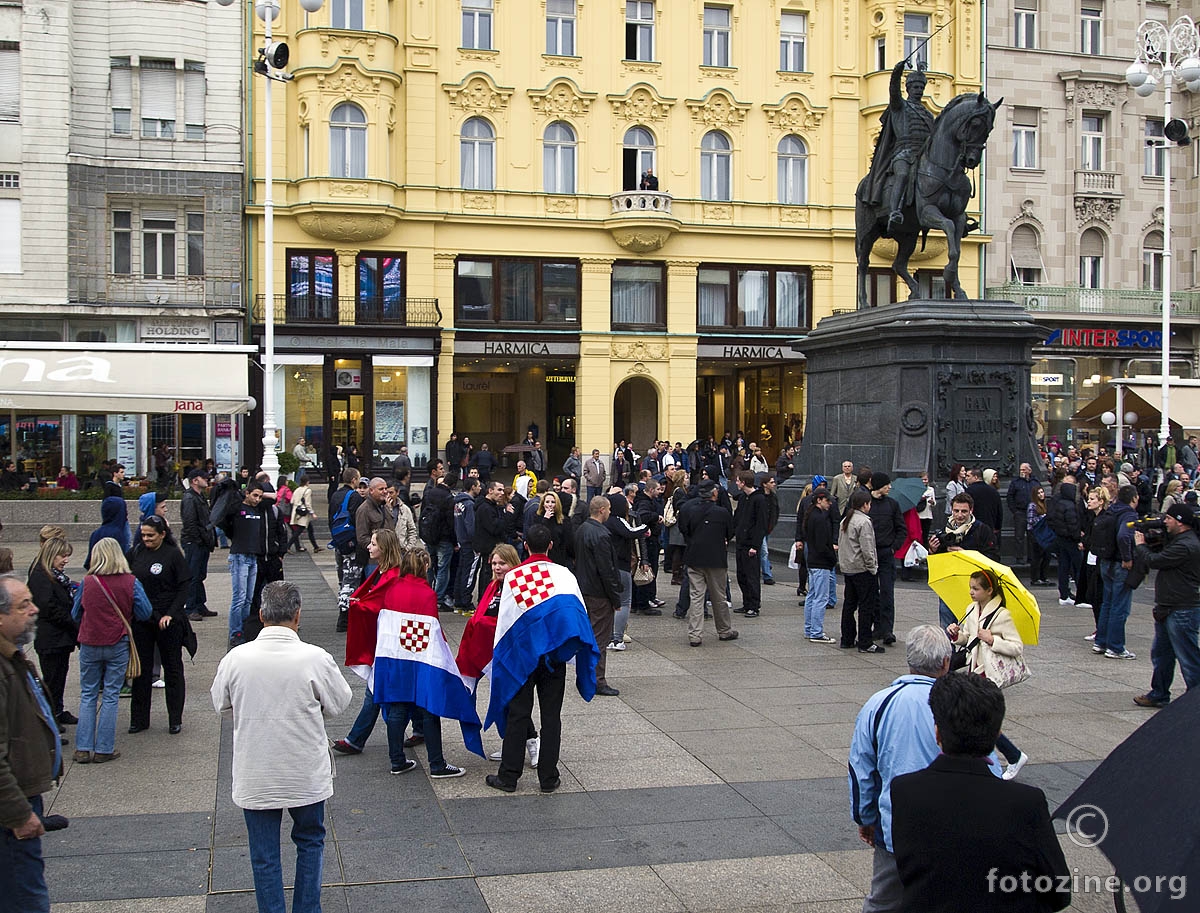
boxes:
[216,0,325,476]
[1125,15,1200,454]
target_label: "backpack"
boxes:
[1089,507,1120,561]
[328,490,357,550]
[418,494,442,543]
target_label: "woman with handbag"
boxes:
[288,473,321,553]
[70,538,152,763]
[29,536,79,731]
[945,570,1030,781]
[127,515,192,735]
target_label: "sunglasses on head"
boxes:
[142,516,167,530]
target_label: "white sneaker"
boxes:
[607,641,626,651]
[1058,597,1075,606]
[1084,631,1096,641]
[1075,602,1093,610]
[526,736,540,768]
[1105,649,1137,660]
[622,633,632,643]
[1002,751,1029,781]
[152,679,166,689]
[488,749,503,760]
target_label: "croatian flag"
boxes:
[349,610,484,757]
[484,558,600,737]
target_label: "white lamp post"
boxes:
[1126,16,1200,451]
[217,0,324,476]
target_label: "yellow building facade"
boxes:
[246,0,983,473]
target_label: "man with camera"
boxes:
[1132,503,1200,708]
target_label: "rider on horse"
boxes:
[863,58,935,235]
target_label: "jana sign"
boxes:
[0,355,116,384]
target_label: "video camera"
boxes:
[1126,518,1167,550]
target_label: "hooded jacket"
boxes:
[1046,482,1082,543]
[86,496,131,568]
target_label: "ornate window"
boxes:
[462,0,494,50]
[1080,114,1104,172]
[330,103,367,178]
[625,1,655,61]
[1012,107,1039,169]
[1145,118,1165,177]
[777,135,808,205]
[460,117,495,190]
[702,6,731,68]
[1079,228,1105,289]
[700,130,732,201]
[546,0,576,56]
[1009,224,1044,284]
[543,121,577,194]
[1143,231,1164,290]
[622,126,656,191]
[780,12,806,72]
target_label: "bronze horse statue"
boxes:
[855,91,1002,308]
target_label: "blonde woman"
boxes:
[29,536,78,728]
[70,538,152,763]
[1161,479,1184,513]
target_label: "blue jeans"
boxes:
[77,640,130,754]
[805,568,836,637]
[938,599,956,630]
[1097,559,1133,654]
[384,703,444,770]
[1056,538,1082,600]
[184,541,210,614]
[243,801,326,913]
[612,569,633,640]
[228,553,258,637]
[1147,607,1200,702]
[760,536,774,581]
[1,794,49,913]
[345,688,381,751]
[429,541,454,602]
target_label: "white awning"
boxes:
[0,343,255,415]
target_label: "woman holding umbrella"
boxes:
[945,569,1029,780]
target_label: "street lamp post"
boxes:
[217,0,324,477]
[1126,16,1200,452]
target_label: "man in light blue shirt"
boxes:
[848,624,951,913]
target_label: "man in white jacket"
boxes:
[211,582,352,913]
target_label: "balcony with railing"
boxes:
[252,296,442,327]
[987,283,1200,319]
[74,274,243,308]
[605,191,681,253]
[1074,170,1122,197]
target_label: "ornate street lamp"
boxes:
[216,0,324,475]
[1125,16,1200,451]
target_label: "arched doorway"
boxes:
[613,376,658,448]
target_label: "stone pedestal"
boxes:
[795,299,1044,486]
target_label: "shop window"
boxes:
[697,264,810,329]
[287,249,337,322]
[612,261,665,329]
[455,256,579,324]
[357,252,405,323]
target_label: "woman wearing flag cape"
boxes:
[345,532,483,776]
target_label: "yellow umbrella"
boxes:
[926,550,1042,645]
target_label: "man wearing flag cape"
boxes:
[345,539,483,776]
[465,523,600,793]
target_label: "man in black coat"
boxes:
[867,473,906,645]
[1005,463,1040,565]
[676,481,737,646]
[180,469,217,620]
[574,497,622,696]
[733,471,768,617]
[891,673,1070,913]
[1046,478,1083,605]
[965,467,1004,546]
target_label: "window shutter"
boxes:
[111,59,132,107]
[781,11,805,33]
[0,199,20,272]
[0,45,19,122]
[184,62,205,135]
[1080,229,1104,259]
[140,60,177,121]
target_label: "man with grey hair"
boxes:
[848,625,953,913]
[211,581,352,913]
[0,574,59,912]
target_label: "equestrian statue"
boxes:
[856,56,1002,308]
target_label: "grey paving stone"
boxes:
[590,783,762,826]
[478,866,685,913]
[48,849,210,903]
[42,812,212,858]
[335,836,470,882]
[459,825,641,876]
[622,814,808,864]
[206,887,349,913]
[345,877,491,912]
[442,791,608,835]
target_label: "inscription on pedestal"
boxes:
[951,386,1004,461]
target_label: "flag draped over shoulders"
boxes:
[484,557,600,737]
[456,579,500,687]
[345,571,483,757]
